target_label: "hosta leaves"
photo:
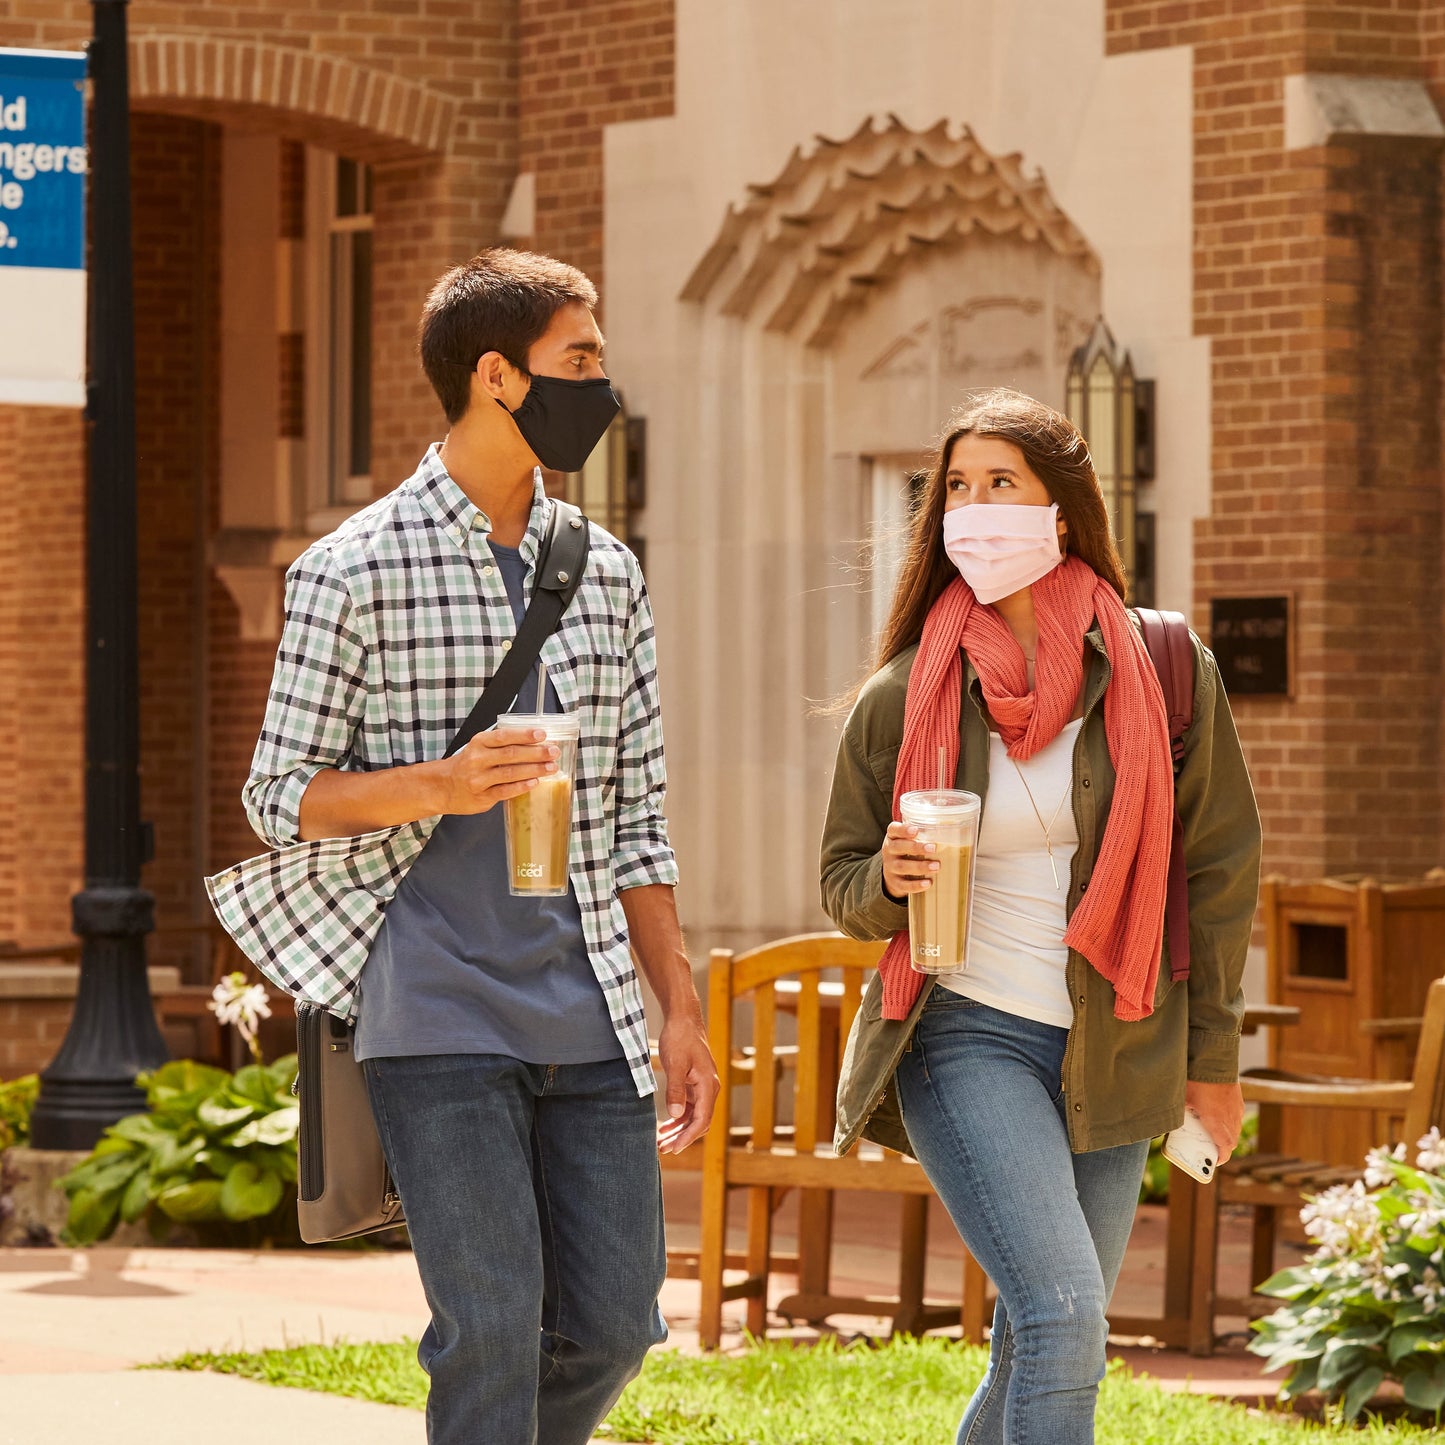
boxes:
[144,1061,231,1122]
[219,1162,284,1222]
[1336,1321,1390,1347]
[230,1065,280,1107]
[64,1186,120,1245]
[266,1055,299,1096]
[82,1153,146,1199]
[1255,1328,1329,1372]
[142,1059,229,1096]
[58,1141,140,1196]
[152,1134,206,1177]
[50,1056,299,1243]
[90,1135,135,1159]
[1390,1322,1438,1363]
[1341,1365,1386,1422]
[109,1113,176,1148]
[197,1097,258,1131]
[119,1166,152,1224]
[1256,1266,1317,1300]
[231,1103,299,1150]
[155,1179,225,1223]
[1276,1353,1320,1402]
[1317,1340,1367,1392]
[1402,1358,1445,1413]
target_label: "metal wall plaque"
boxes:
[1210,594,1291,697]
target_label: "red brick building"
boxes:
[0,0,1440,1068]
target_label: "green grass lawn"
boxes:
[153,1335,1441,1444]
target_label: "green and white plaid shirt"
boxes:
[205,446,678,1095]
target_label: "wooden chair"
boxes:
[1188,975,1445,1355]
[653,1040,802,1285]
[697,933,992,1350]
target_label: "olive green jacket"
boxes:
[822,623,1262,1157]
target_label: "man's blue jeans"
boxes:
[363,1053,667,1445]
[895,992,1149,1445]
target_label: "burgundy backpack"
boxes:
[1134,608,1195,983]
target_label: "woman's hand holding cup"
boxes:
[881,821,940,899]
[437,727,559,815]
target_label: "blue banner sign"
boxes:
[0,49,87,270]
[0,47,87,406]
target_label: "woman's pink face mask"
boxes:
[942,502,1063,604]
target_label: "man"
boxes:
[240,248,718,1443]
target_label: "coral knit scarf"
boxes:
[879,558,1174,1023]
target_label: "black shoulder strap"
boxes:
[443,499,590,758]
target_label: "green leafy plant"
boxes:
[0,1074,39,1150]
[1250,1127,1445,1423]
[57,1055,300,1247]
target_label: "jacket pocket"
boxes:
[1152,962,1176,1009]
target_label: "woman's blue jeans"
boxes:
[363,1053,667,1445]
[895,992,1149,1445]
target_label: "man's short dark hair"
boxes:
[419,248,600,424]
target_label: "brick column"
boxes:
[518,0,676,293]
[1108,0,1445,879]
[0,407,86,942]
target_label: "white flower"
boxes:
[1416,1127,1445,1175]
[1365,1141,1407,1188]
[1301,1180,1383,1257]
[209,971,272,1050]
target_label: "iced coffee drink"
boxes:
[900,790,981,974]
[496,712,580,897]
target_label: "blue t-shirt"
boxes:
[354,542,623,1064]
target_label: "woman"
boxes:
[821,389,1261,1443]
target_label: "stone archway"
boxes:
[130,33,457,161]
[664,116,1101,953]
[683,114,1096,346]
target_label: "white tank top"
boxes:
[934,717,1082,1028]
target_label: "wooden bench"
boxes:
[1186,976,1445,1354]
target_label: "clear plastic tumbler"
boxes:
[496,712,581,897]
[900,789,981,974]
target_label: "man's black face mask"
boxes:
[498,374,621,473]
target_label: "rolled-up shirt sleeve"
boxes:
[610,560,679,892]
[243,551,369,849]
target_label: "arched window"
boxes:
[1066,318,1147,602]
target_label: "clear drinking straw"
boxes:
[937,744,947,790]
[536,662,548,715]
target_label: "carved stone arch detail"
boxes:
[130,34,457,160]
[681,114,1099,349]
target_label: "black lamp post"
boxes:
[29,0,168,1152]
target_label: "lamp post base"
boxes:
[27,886,168,1153]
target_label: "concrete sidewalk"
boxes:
[0,1187,1293,1444]
[0,1246,429,1445]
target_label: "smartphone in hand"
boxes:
[1162,1107,1219,1183]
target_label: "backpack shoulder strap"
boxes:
[1133,606,1195,983]
[443,499,590,759]
[1134,607,1195,772]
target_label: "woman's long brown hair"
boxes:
[872,388,1128,675]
